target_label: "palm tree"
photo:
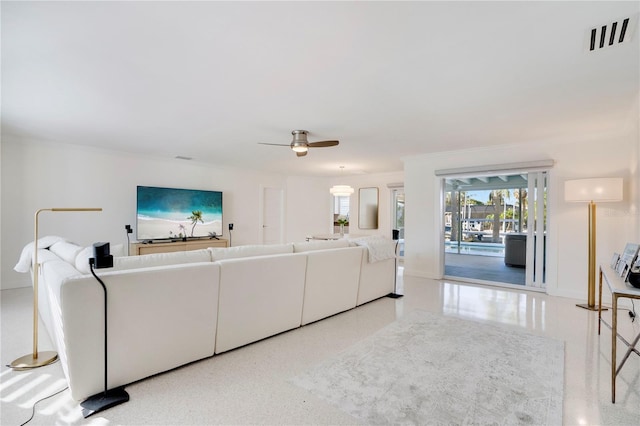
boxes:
[488,189,510,243]
[447,190,460,243]
[188,210,204,237]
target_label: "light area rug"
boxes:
[290,310,564,425]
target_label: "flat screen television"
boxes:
[136,186,223,241]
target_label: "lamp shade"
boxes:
[330,185,354,197]
[564,178,623,202]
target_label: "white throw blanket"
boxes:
[350,236,397,263]
[14,235,66,273]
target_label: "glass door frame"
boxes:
[439,169,549,290]
[391,187,405,258]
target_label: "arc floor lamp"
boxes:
[565,178,623,311]
[10,207,102,370]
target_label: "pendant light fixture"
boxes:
[330,166,354,197]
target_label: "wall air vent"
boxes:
[586,16,636,52]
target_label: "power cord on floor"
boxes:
[599,303,636,322]
[19,386,68,426]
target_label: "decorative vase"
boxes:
[339,223,345,237]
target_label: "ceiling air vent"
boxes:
[587,17,635,51]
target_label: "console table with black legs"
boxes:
[597,265,640,403]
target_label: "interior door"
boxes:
[261,186,284,244]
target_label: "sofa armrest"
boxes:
[357,256,396,305]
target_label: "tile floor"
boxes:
[1,269,639,425]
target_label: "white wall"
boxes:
[328,172,404,240]
[1,138,404,289]
[630,92,640,239]
[283,172,404,243]
[0,138,286,289]
[285,176,333,243]
[404,128,638,301]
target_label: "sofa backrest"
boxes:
[109,249,212,271]
[60,262,220,400]
[208,243,294,260]
[214,253,307,353]
[301,247,364,325]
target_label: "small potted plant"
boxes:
[336,215,349,237]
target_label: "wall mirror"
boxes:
[359,187,379,229]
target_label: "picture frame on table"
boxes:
[610,252,621,269]
[620,243,640,265]
[614,243,640,280]
[617,261,629,278]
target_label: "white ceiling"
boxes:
[2,1,639,177]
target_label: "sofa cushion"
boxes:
[49,241,84,265]
[39,248,63,264]
[208,243,293,260]
[109,249,212,272]
[15,236,70,273]
[293,239,350,252]
[75,244,126,274]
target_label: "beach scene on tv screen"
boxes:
[137,186,223,240]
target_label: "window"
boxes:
[334,196,350,217]
[333,195,350,234]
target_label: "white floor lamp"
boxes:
[10,207,102,370]
[565,178,623,311]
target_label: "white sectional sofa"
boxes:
[15,236,397,401]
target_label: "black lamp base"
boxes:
[387,292,404,299]
[81,387,129,418]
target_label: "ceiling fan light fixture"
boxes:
[330,185,354,197]
[258,129,338,157]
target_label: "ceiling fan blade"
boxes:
[308,140,339,148]
[296,151,308,157]
[258,142,291,147]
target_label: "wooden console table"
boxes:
[130,238,228,255]
[598,265,640,403]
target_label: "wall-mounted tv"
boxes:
[136,186,223,241]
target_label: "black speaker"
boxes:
[628,271,640,289]
[92,242,113,269]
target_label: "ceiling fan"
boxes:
[259,130,339,157]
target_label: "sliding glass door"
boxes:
[442,171,548,289]
[525,171,547,288]
[392,188,405,257]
